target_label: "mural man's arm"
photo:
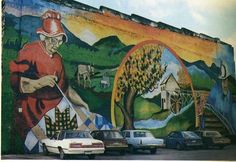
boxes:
[20,75,57,93]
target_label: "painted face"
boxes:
[221,78,229,96]
[45,35,64,55]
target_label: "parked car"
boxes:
[165,131,203,150]
[195,130,231,149]
[122,130,165,154]
[91,130,128,155]
[41,130,104,159]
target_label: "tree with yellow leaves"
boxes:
[115,44,166,129]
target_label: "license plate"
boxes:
[192,140,196,143]
[85,151,92,154]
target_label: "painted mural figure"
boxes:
[10,10,112,153]
[207,62,236,133]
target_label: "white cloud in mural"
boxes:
[78,29,98,45]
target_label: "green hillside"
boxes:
[134,96,162,121]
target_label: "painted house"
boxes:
[160,74,180,110]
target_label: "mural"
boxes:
[111,41,196,137]
[2,0,236,154]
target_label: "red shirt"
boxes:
[10,41,68,137]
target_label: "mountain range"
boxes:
[3,12,223,87]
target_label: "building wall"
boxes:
[2,0,236,154]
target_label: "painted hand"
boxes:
[20,75,58,93]
[37,75,58,88]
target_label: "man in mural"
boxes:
[207,62,236,134]
[10,10,112,153]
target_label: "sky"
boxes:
[75,0,236,73]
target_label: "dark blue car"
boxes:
[165,131,203,150]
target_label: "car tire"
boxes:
[176,143,183,150]
[120,150,126,155]
[129,145,136,153]
[59,148,65,160]
[204,144,208,149]
[42,144,49,156]
[150,148,157,154]
[88,154,95,159]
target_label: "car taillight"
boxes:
[70,143,82,148]
[92,142,104,148]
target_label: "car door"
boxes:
[46,132,59,153]
[123,131,132,145]
[167,132,177,148]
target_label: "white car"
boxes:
[41,130,104,159]
[122,130,165,154]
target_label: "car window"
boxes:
[171,132,178,138]
[65,131,92,139]
[91,131,96,138]
[58,131,65,140]
[50,132,58,140]
[182,131,199,139]
[134,131,154,138]
[168,132,175,137]
[123,132,130,138]
[103,131,123,139]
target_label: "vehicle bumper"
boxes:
[105,145,128,151]
[64,148,105,155]
[186,143,203,148]
[134,144,159,149]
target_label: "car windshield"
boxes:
[134,131,154,138]
[65,131,92,139]
[205,131,222,137]
[182,131,199,139]
[103,131,123,139]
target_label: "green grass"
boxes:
[70,79,112,121]
[152,110,171,120]
[90,77,114,93]
[134,96,161,121]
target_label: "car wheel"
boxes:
[150,148,157,154]
[204,144,209,149]
[129,145,136,153]
[42,144,49,156]
[88,154,95,159]
[176,143,183,150]
[59,148,65,160]
[120,150,126,155]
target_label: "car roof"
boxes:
[60,130,89,133]
[91,130,120,132]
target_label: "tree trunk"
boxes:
[123,88,137,130]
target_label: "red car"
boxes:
[91,130,128,155]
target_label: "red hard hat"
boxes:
[36,10,67,42]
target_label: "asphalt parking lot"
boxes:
[2,144,236,160]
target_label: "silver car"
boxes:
[122,130,164,154]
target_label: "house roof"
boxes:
[160,73,180,88]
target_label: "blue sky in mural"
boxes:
[143,48,182,98]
